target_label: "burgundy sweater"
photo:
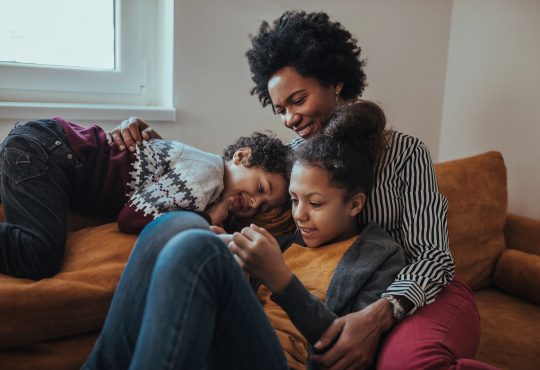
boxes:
[55,116,133,218]
[55,117,224,234]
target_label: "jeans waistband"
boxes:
[8,119,70,155]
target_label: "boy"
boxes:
[0,117,289,280]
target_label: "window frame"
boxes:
[0,0,175,121]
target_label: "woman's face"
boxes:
[268,66,342,139]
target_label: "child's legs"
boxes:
[0,120,78,279]
[377,278,494,370]
[130,229,288,370]
[83,212,211,370]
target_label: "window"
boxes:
[1,0,115,69]
[0,0,174,121]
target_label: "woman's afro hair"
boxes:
[246,10,367,107]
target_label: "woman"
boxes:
[112,11,484,370]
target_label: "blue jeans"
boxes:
[83,211,288,370]
[0,119,84,279]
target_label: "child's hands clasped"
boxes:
[229,224,292,293]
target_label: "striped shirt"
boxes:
[289,131,454,313]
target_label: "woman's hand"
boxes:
[108,117,162,152]
[229,224,292,293]
[311,298,394,370]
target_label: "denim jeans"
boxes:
[0,119,83,279]
[83,211,288,370]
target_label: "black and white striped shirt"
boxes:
[289,131,454,313]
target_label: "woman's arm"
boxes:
[382,139,454,313]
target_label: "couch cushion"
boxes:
[475,289,540,370]
[0,223,136,348]
[435,151,507,289]
[0,331,98,370]
[494,249,540,305]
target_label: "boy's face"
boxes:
[222,148,289,218]
[289,162,365,248]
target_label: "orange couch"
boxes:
[0,151,539,369]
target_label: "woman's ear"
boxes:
[232,147,253,166]
[349,192,366,217]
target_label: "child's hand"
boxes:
[206,196,234,226]
[229,224,292,293]
[210,225,227,234]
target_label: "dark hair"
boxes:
[222,131,290,178]
[246,10,367,107]
[291,101,387,197]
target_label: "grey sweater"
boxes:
[271,223,406,348]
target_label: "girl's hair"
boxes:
[246,10,367,107]
[222,131,290,178]
[291,101,387,197]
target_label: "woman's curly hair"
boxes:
[246,10,367,107]
[222,131,290,178]
[291,101,387,197]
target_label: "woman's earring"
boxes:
[335,90,340,104]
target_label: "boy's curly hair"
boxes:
[222,131,290,178]
[246,10,367,107]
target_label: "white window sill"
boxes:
[0,102,176,122]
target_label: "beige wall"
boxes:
[439,0,540,218]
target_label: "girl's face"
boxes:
[289,162,365,248]
[268,66,343,139]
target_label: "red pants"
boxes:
[377,279,498,370]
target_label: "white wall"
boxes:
[439,0,540,218]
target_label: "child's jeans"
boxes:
[82,211,288,370]
[0,119,83,279]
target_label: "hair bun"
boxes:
[323,100,386,153]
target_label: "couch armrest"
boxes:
[494,249,540,305]
[504,213,540,256]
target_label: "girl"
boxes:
[83,101,405,370]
